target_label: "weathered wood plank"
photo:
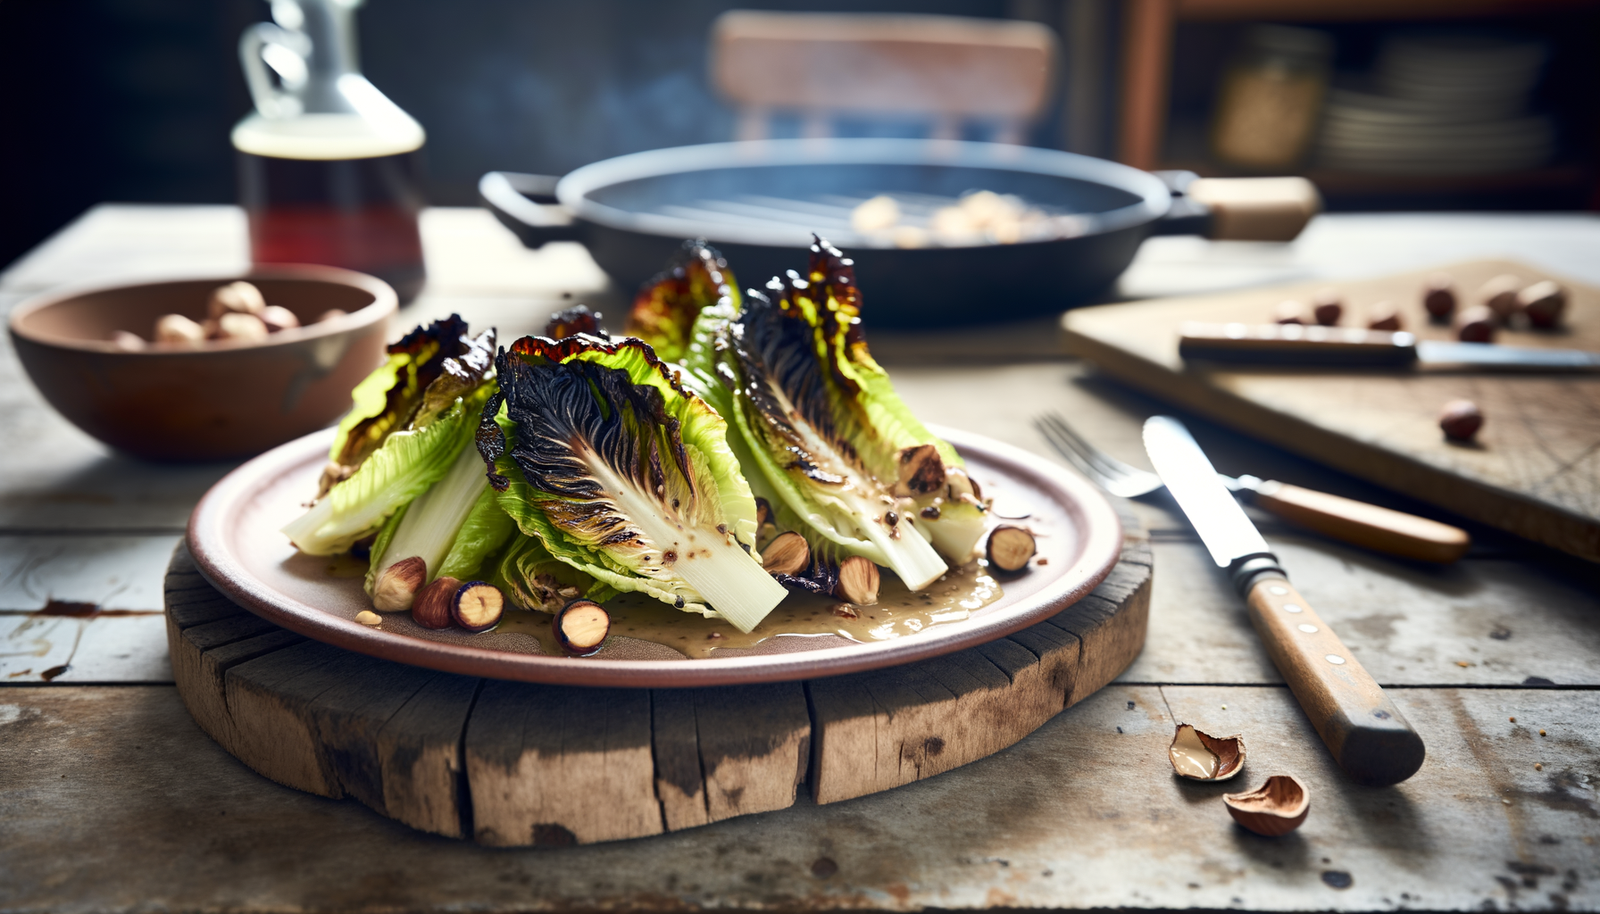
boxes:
[464,681,661,847]
[692,682,811,822]
[649,688,709,831]
[375,673,480,839]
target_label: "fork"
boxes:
[1035,412,1471,564]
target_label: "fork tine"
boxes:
[1033,416,1109,485]
[1037,413,1138,482]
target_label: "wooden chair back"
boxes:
[710,11,1059,144]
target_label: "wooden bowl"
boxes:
[8,265,396,461]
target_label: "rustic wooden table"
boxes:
[3,207,1598,913]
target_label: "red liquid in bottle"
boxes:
[239,149,427,302]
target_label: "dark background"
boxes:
[2,0,1595,271]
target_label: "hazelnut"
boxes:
[1422,274,1456,322]
[207,280,266,319]
[1169,724,1246,781]
[1518,280,1566,329]
[111,330,147,351]
[154,313,207,346]
[1311,288,1343,326]
[761,532,810,576]
[985,525,1036,573]
[411,575,461,629]
[1455,306,1496,343]
[553,599,610,655]
[1439,399,1483,442]
[1365,302,1403,331]
[355,610,383,626]
[215,312,270,342]
[317,308,348,323]
[835,556,880,606]
[452,581,505,632]
[372,556,426,612]
[893,444,946,496]
[1223,775,1309,837]
[259,305,301,332]
[1272,300,1308,325]
[1479,274,1522,324]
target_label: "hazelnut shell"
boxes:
[411,576,461,630]
[1168,723,1246,781]
[1223,774,1310,837]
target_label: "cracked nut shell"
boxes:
[1169,723,1246,781]
[1224,774,1309,836]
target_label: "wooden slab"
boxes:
[1062,259,1600,562]
[164,509,1150,846]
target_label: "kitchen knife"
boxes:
[1144,415,1425,786]
[1179,322,1600,370]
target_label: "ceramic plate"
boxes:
[187,425,1121,687]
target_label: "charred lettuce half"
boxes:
[475,333,785,632]
[625,240,739,366]
[709,238,988,590]
[282,318,497,556]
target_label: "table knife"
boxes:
[1179,322,1600,370]
[1144,415,1426,786]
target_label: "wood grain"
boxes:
[1063,259,1600,562]
[164,504,1151,846]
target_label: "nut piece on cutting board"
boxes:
[1169,723,1246,781]
[1439,400,1484,442]
[1273,300,1308,325]
[1365,301,1403,331]
[1518,280,1567,329]
[1311,289,1343,326]
[1223,775,1309,836]
[1422,273,1456,321]
[1455,305,1496,343]
[1479,274,1522,324]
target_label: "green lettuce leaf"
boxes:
[476,334,785,632]
[437,483,518,582]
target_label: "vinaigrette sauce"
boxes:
[497,560,1003,659]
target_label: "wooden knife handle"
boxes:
[1253,480,1471,564]
[1246,576,1425,785]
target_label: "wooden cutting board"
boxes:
[1062,259,1600,563]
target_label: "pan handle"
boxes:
[479,171,586,248]
[1150,171,1321,242]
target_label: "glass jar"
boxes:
[1211,25,1334,171]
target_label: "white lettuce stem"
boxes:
[592,460,786,634]
[374,444,489,583]
[924,503,987,564]
[829,486,948,591]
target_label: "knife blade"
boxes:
[1144,415,1426,785]
[1179,322,1600,370]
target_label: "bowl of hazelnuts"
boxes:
[8,265,396,460]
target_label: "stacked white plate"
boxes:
[1316,34,1553,176]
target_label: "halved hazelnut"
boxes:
[762,532,810,576]
[986,525,1036,573]
[1168,723,1246,781]
[553,599,610,655]
[411,575,461,629]
[452,581,504,633]
[207,280,266,319]
[372,556,426,612]
[1223,774,1309,836]
[260,304,301,332]
[835,557,879,605]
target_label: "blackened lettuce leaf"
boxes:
[624,241,740,365]
[478,334,785,632]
